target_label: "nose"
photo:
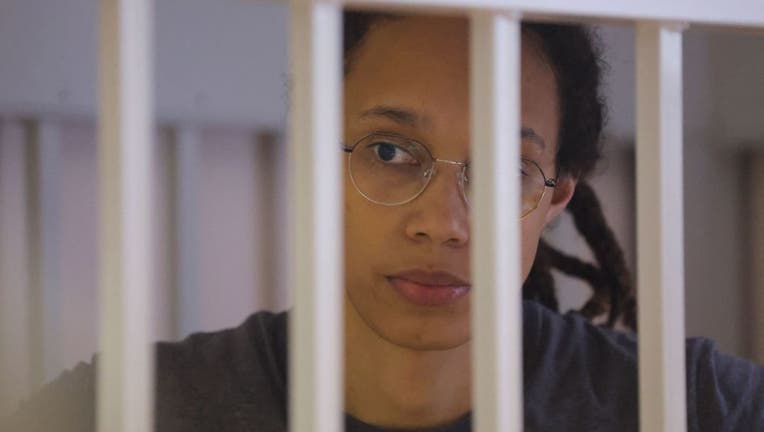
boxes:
[404,163,469,248]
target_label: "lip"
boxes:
[387,269,471,307]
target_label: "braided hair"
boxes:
[343,11,637,331]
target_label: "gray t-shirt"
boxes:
[3,300,763,431]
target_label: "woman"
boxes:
[4,10,762,432]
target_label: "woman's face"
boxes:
[343,16,575,350]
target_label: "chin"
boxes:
[373,314,471,352]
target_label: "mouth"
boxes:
[387,269,471,307]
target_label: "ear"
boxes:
[544,175,577,225]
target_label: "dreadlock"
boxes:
[528,183,637,330]
[343,11,637,331]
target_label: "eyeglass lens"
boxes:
[348,134,550,216]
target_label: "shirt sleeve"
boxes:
[523,300,764,432]
[0,310,289,432]
[522,300,640,431]
[686,338,764,432]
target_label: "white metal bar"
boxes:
[344,0,764,29]
[288,2,343,432]
[175,125,202,338]
[636,21,687,432]
[470,11,523,432]
[97,1,154,432]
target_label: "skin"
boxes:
[342,16,577,429]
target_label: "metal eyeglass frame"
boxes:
[342,132,558,219]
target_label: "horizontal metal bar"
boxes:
[343,0,764,29]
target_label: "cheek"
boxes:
[344,177,367,255]
[520,214,547,281]
[343,175,396,271]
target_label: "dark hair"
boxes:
[343,11,636,331]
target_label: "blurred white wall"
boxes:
[0,0,762,417]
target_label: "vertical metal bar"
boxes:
[33,119,63,383]
[470,11,523,432]
[255,131,279,310]
[0,119,34,416]
[175,125,201,338]
[97,1,154,432]
[22,120,46,392]
[288,2,343,432]
[752,153,764,362]
[636,21,687,432]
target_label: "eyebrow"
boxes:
[521,127,546,151]
[359,105,430,129]
[360,105,547,150]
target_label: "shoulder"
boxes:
[685,337,764,431]
[523,300,764,431]
[154,310,290,430]
[2,310,290,432]
[522,300,639,430]
[522,299,637,366]
[158,309,288,376]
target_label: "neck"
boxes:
[343,298,472,429]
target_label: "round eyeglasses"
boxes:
[343,132,558,219]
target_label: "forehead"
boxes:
[343,15,560,157]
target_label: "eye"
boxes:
[369,141,419,165]
[520,160,531,177]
